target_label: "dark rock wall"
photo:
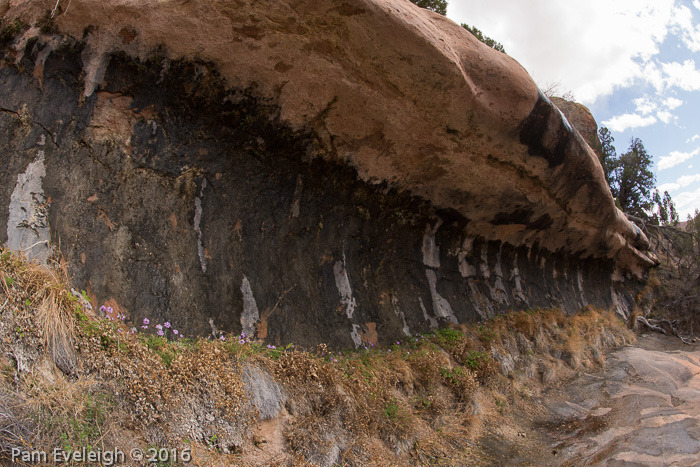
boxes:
[1,39,630,348]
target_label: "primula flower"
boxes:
[173,329,179,335]
[155,324,163,331]
[220,335,226,341]
[157,330,164,336]
[100,306,106,312]
[164,322,171,329]
[143,318,150,325]
[107,307,113,314]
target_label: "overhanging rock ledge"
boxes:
[0,0,656,347]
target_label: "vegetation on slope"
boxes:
[635,211,700,339]
[0,248,634,466]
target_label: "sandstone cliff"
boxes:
[0,0,655,347]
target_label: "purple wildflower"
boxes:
[100,305,106,312]
[173,329,179,335]
[220,335,226,341]
[164,322,171,329]
[157,330,164,336]
[107,307,113,314]
[155,324,163,331]
[143,318,150,325]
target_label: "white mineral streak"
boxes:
[194,179,207,273]
[7,151,52,263]
[425,269,457,324]
[422,219,442,268]
[333,251,357,319]
[240,276,260,337]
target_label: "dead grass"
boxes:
[0,248,636,466]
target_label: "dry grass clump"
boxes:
[271,337,488,465]
[0,387,34,457]
[1,250,77,372]
[0,250,111,461]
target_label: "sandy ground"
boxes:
[472,334,700,466]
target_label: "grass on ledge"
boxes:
[0,248,634,466]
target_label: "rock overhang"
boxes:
[2,0,656,274]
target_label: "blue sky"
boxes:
[447,0,700,219]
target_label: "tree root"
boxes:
[637,316,694,345]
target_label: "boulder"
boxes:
[551,96,602,158]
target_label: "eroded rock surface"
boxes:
[549,335,700,466]
[0,0,654,346]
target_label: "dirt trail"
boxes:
[474,334,700,466]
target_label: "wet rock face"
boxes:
[0,41,633,348]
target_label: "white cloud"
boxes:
[677,173,700,186]
[663,97,683,109]
[671,5,700,52]
[634,96,657,114]
[658,147,700,170]
[446,1,678,104]
[694,0,700,11]
[602,113,657,132]
[673,185,700,218]
[621,95,681,126]
[658,182,681,192]
[688,134,700,143]
[657,111,675,123]
[641,62,665,92]
[661,59,700,91]
[658,174,700,218]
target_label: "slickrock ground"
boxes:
[473,334,700,466]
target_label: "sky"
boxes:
[447,0,700,220]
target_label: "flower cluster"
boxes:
[100,305,126,322]
[140,317,181,338]
[238,332,250,345]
